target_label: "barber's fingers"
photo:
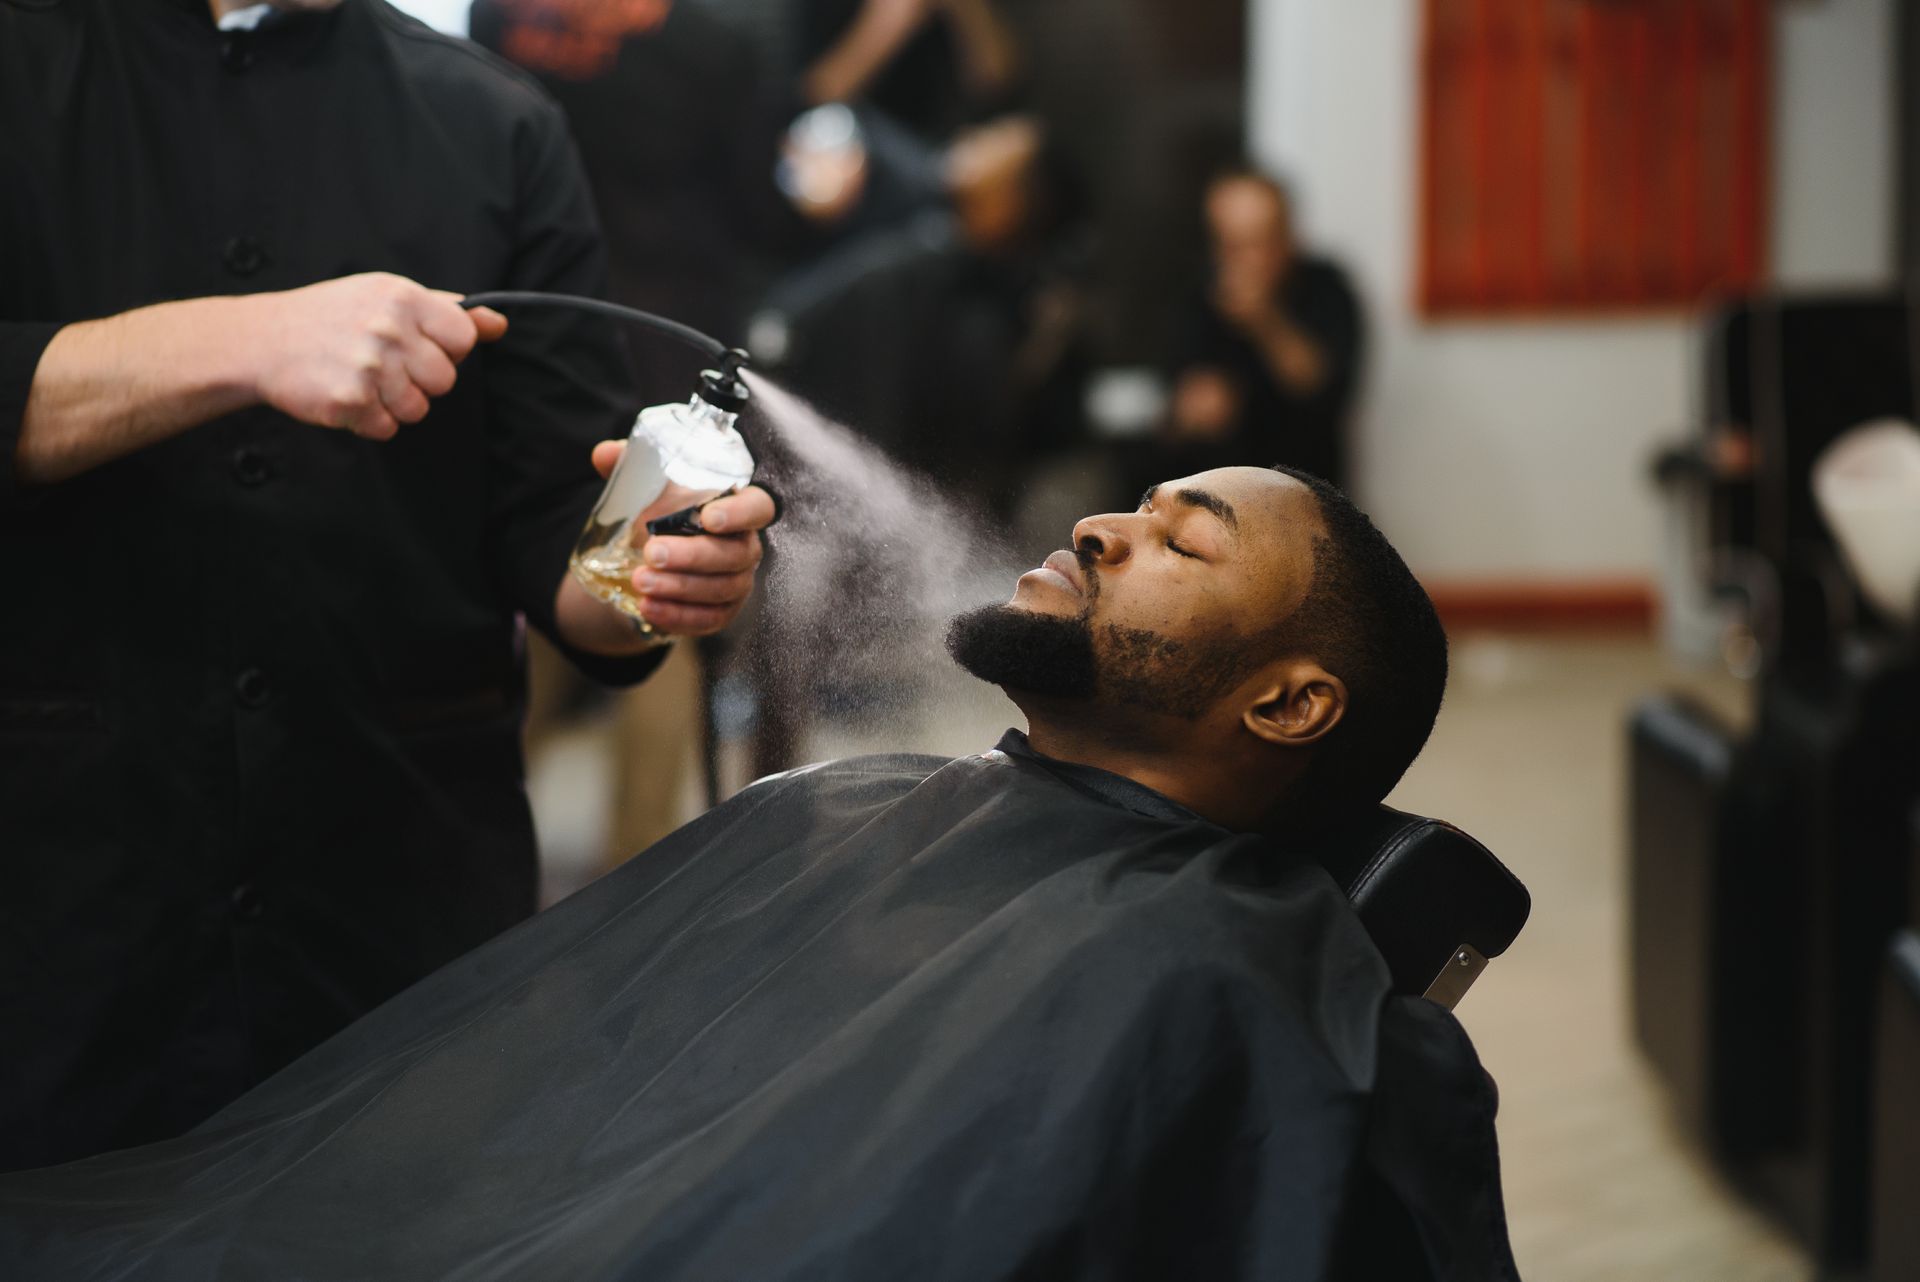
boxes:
[467,306,508,343]
[591,440,625,479]
[634,598,737,638]
[631,567,758,607]
[374,348,432,426]
[639,530,765,576]
[337,383,400,441]
[397,327,459,400]
[422,290,507,360]
[472,310,510,345]
[314,356,398,440]
[698,486,777,535]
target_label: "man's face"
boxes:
[1206,178,1294,299]
[947,468,1323,719]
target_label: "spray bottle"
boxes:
[463,292,756,640]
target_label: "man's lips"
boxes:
[1024,549,1087,596]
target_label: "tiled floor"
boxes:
[1387,633,1806,1282]
[529,629,1812,1279]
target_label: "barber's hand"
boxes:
[590,442,776,638]
[247,273,508,440]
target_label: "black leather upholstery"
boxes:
[1293,806,1531,1001]
[1871,929,1920,1282]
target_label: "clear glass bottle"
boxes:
[569,367,753,638]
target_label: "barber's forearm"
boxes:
[17,298,260,486]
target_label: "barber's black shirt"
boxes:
[0,0,661,1169]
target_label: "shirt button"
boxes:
[223,235,268,278]
[232,448,270,487]
[234,667,271,709]
[219,36,256,73]
[230,883,264,921]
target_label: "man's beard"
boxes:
[944,603,1254,719]
[944,604,1098,702]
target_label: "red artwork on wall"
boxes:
[1419,0,1769,314]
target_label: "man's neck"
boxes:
[1021,709,1270,832]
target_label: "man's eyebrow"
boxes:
[1172,487,1239,531]
[1140,484,1238,531]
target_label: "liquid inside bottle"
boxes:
[569,392,754,632]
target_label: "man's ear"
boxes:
[1242,659,1347,748]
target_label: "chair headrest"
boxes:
[1289,806,1532,1004]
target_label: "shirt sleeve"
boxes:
[478,94,667,688]
[0,321,64,510]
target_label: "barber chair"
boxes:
[1698,294,1914,683]
[1294,806,1530,1009]
[1868,815,1920,1282]
[1632,292,1920,1269]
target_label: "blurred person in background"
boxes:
[755,110,1092,513]
[469,0,800,859]
[470,0,793,368]
[1145,168,1363,492]
[796,0,1021,144]
[0,0,774,1171]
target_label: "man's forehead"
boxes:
[1145,468,1319,538]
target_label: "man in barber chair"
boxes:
[0,466,1518,1281]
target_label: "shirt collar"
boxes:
[217,4,278,30]
[153,0,325,35]
[989,729,1211,826]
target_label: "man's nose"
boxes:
[1072,514,1131,565]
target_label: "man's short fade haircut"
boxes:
[1267,465,1448,824]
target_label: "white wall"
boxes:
[1248,0,1896,583]
[1773,0,1896,287]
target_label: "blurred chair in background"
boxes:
[1630,292,1920,1275]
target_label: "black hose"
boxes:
[462,290,731,363]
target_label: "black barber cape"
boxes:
[0,733,1518,1281]
[0,0,659,1169]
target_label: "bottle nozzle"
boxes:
[698,349,751,412]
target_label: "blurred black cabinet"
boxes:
[1629,695,1798,1157]
[1631,649,1920,1269]
[1871,928,1920,1282]
[1635,289,1920,1270]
